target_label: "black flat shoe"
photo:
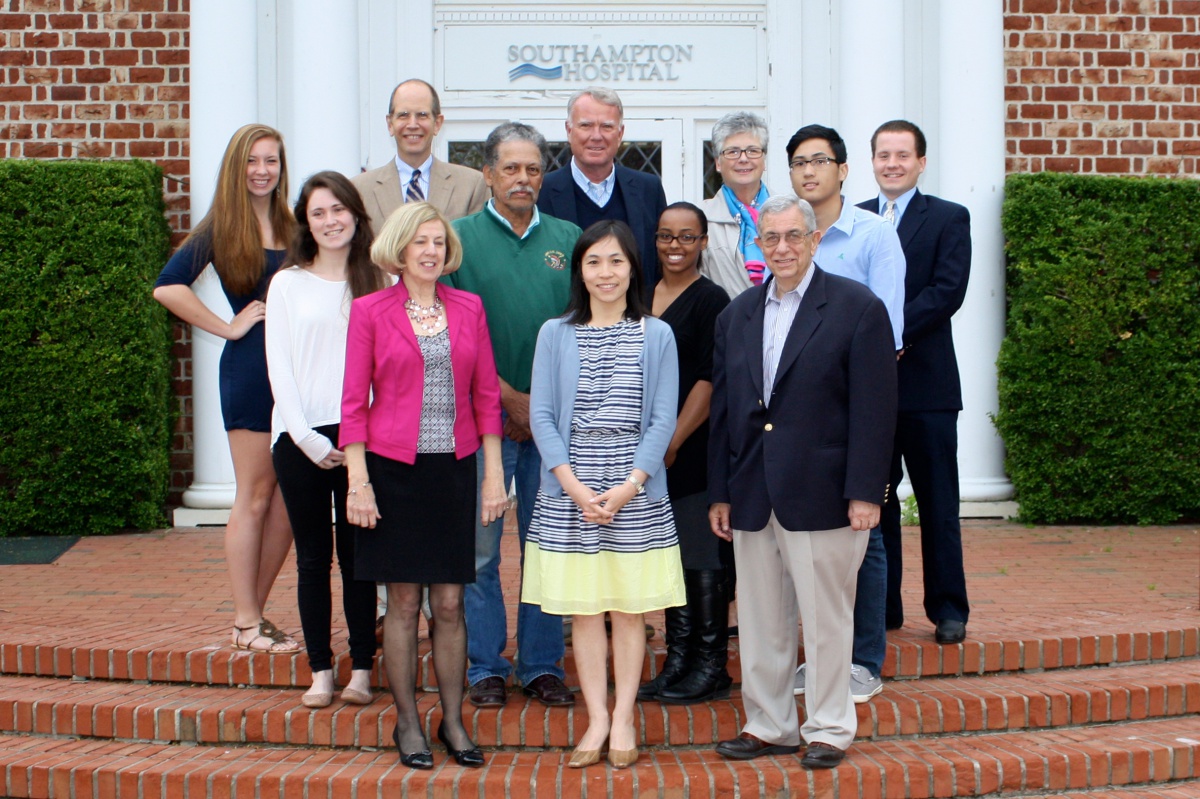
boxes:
[392,725,433,770]
[437,722,485,768]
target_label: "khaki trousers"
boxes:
[733,514,869,749]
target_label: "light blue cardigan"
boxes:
[529,316,679,499]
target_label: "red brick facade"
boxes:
[3,1,1196,505]
[1005,0,1200,175]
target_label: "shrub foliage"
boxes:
[0,160,173,535]
[997,172,1200,524]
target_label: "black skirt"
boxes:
[354,451,476,584]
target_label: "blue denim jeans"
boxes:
[464,434,565,686]
[852,524,887,678]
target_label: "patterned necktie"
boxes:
[407,169,424,203]
[883,200,896,224]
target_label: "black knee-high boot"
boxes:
[657,569,731,704]
[637,601,693,701]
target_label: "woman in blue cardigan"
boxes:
[523,220,684,770]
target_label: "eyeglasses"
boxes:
[759,230,812,248]
[789,156,837,170]
[719,146,765,161]
[655,232,703,245]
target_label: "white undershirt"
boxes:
[265,266,353,463]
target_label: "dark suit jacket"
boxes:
[709,267,897,533]
[537,163,668,290]
[352,157,490,237]
[857,191,970,412]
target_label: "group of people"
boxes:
[154,79,973,772]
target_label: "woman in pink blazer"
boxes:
[341,202,506,770]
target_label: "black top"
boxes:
[657,275,730,498]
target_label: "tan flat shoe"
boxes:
[567,746,603,768]
[339,686,374,705]
[301,689,333,708]
[608,747,639,769]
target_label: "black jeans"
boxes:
[273,424,376,672]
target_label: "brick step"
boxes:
[1,716,1197,798]
[3,617,1197,689]
[1020,785,1200,799]
[2,659,1195,750]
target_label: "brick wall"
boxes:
[1005,0,1200,175]
[1,0,193,503]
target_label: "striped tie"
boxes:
[406,169,424,203]
[883,200,896,224]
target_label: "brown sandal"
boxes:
[232,621,300,653]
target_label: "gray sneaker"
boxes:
[849,664,883,703]
[794,663,883,702]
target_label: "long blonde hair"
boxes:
[185,124,296,296]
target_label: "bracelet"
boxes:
[348,481,371,495]
[626,476,645,495]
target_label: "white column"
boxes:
[939,1,1012,501]
[286,1,361,183]
[182,1,260,510]
[837,0,906,200]
[766,0,806,188]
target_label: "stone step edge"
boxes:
[2,624,1196,688]
[0,717,1197,799]
[0,659,1196,750]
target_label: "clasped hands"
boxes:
[567,480,638,525]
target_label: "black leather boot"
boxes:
[637,602,692,701]
[656,569,732,704]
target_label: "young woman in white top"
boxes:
[266,171,389,708]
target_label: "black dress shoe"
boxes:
[437,722,485,768]
[522,674,575,706]
[715,732,800,760]
[392,726,433,770]
[935,619,967,644]
[467,676,507,707]
[801,741,845,769]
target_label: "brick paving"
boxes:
[0,519,1196,797]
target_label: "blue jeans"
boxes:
[852,524,886,678]
[464,435,565,685]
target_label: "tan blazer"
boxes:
[351,157,490,237]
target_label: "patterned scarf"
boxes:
[722,183,771,285]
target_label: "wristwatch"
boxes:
[626,476,645,494]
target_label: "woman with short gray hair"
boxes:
[701,111,772,298]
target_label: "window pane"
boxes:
[449,141,663,178]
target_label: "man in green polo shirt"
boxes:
[445,122,581,709]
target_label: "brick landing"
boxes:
[0,520,1196,798]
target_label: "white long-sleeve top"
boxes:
[265,266,352,464]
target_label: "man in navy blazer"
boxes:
[857,120,971,645]
[536,87,668,292]
[709,195,896,769]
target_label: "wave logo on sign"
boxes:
[509,63,563,81]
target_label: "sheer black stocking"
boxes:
[383,582,428,755]
[428,582,475,751]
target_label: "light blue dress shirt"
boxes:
[815,197,906,349]
[485,199,541,240]
[394,154,433,201]
[569,157,616,207]
[762,266,815,404]
[875,187,918,226]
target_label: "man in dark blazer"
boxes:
[352,79,489,236]
[536,87,668,291]
[857,119,971,644]
[709,195,897,769]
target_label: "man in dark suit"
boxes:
[536,87,668,290]
[352,79,489,235]
[709,195,896,769]
[857,119,971,644]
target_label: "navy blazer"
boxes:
[537,164,668,291]
[857,191,971,412]
[708,267,897,533]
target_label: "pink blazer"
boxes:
[340,281,503,463]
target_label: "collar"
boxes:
[395,153,434,185]
[827,196,857,238]
[765,264,815,305]
[569,157,616,193]
[877,187,918,221]
[485,199,541,240]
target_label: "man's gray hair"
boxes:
[711,111,769,155]
[757,194,817,234]
[567,87,624,122]
[483,122,549,169]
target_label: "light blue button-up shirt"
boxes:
[485,199,541,240]
[569,157,616,207]
[395,154,433,201]
[875,187,918,226]
[815,197,906,349]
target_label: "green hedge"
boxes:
[0,160,173,536]
[997,172,1200,524]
